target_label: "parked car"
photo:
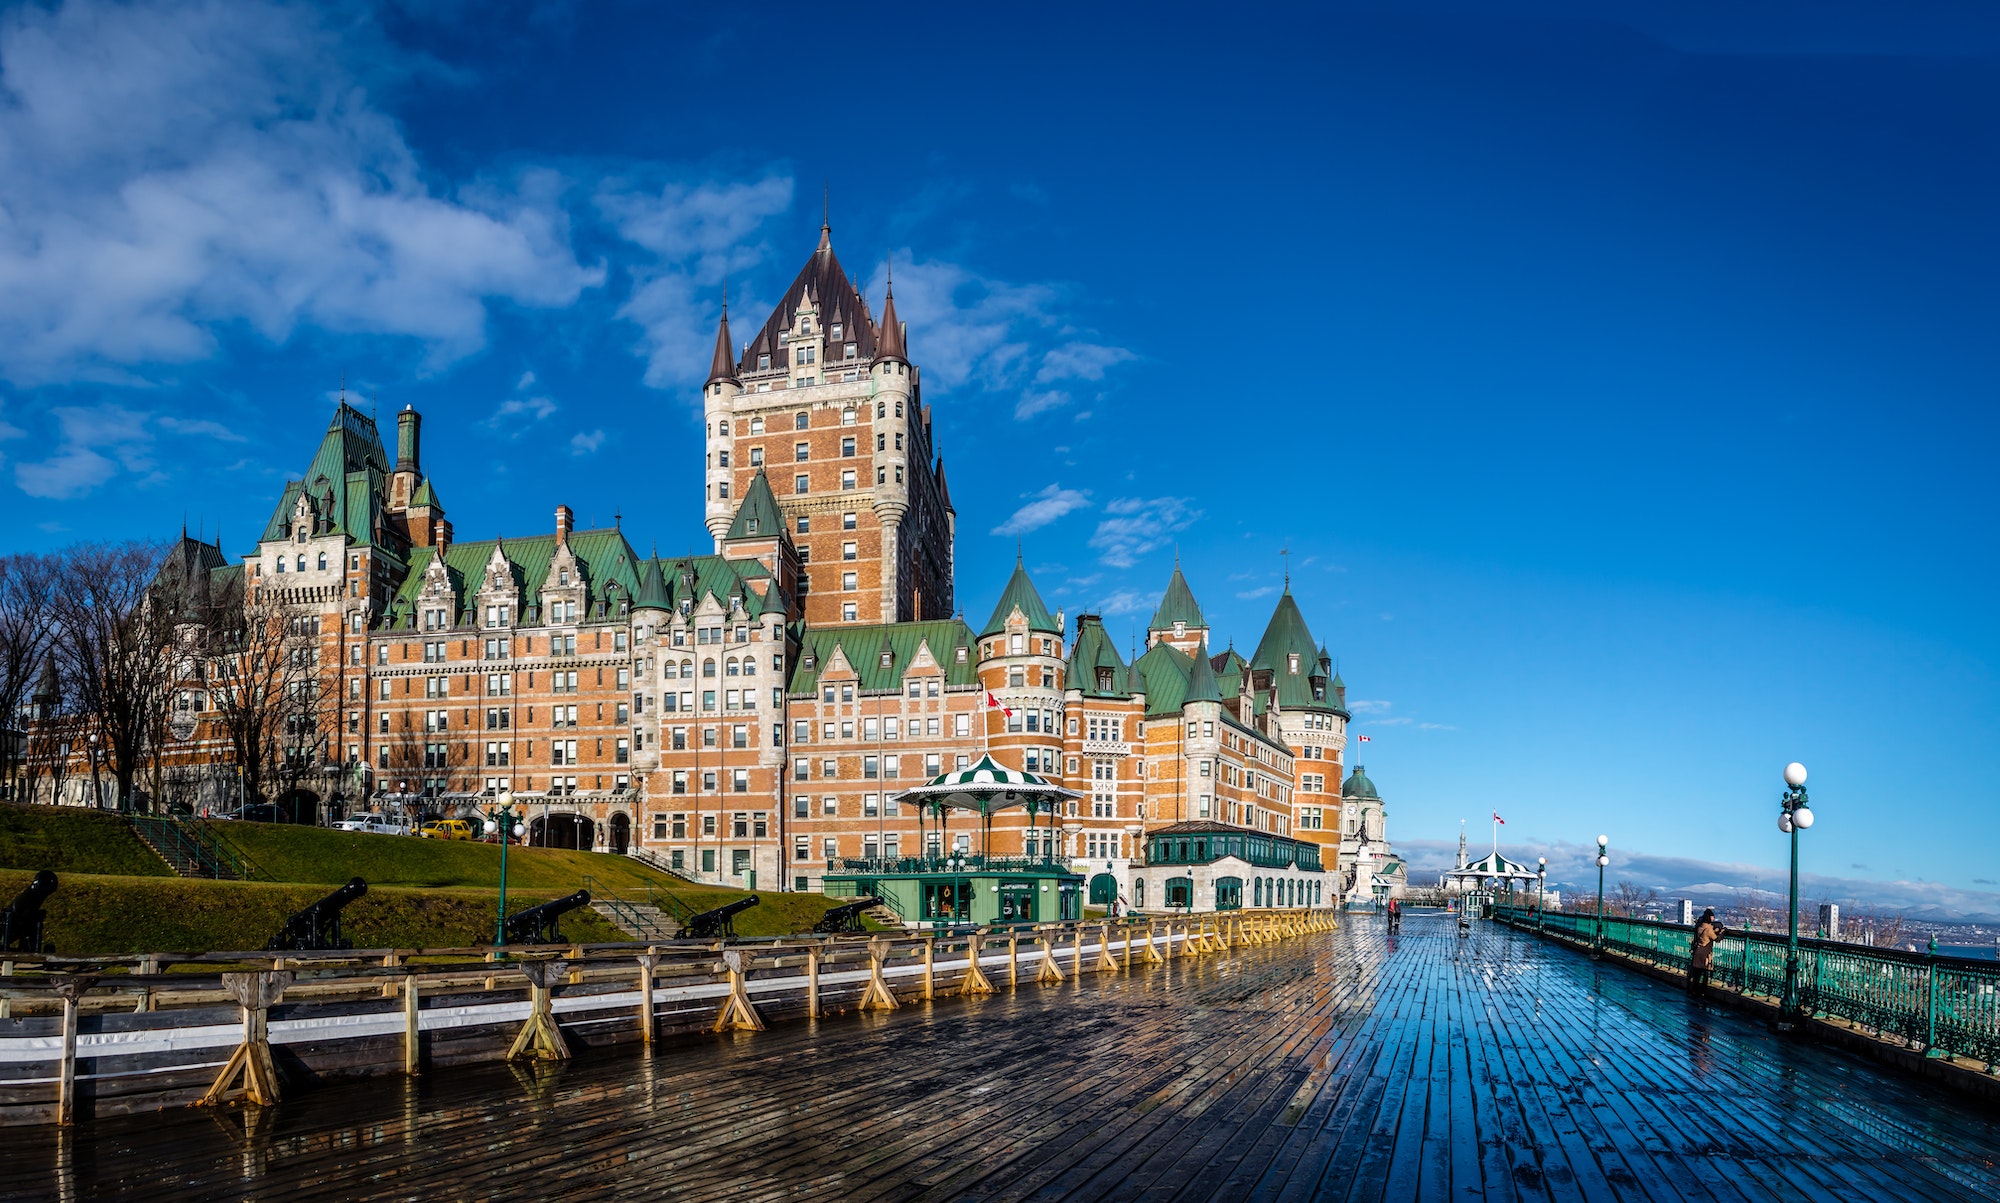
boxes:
[418,818,478,841]
[214,804,281,823]
[336,814,415,837]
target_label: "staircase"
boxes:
[625,846,700,884]
[863,901,906,929]
[129,815,261,881]
[591,899,682,942]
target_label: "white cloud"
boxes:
[862,255,1131,421]
[154,415,244,442]
[992,484,1090,536]
[15,404,158,498]
[1095,589,1157,617]
[0,0,604,387]
[486,393,559,431]
[1347,699,1394,714]
[601,175,794,389]
[1088,496,1201,568]
[1236,586,1279,600]
[569,429,605,456]
[1418,722,1457,731]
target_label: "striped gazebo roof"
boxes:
[893,754,1080,810]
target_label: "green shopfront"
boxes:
[1130,820,1326,915]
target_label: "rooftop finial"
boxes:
[1281,543,1291,587]
[818,185,831,252]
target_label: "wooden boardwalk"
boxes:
[7,914,1998,1202]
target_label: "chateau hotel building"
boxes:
[150,222,1404,909]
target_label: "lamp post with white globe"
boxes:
[1593,836,1610,954]
[486,790,526,948]
[1536,857,1548,935]
[1778,762,1813,1026]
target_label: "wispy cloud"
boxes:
[992,484,1090,536]
[0,0,602,386]
[1095,589,1158,617]
[15,405,159,498]
[1347,699,1394,715]
[1089,496,1200,568]
[485,374,560,433]
[569,429,605,456]
[1236,586,1279,600]
[601,174,795,389]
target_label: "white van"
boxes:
[335,814,415,837]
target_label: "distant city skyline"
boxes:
[0,2,1994,906]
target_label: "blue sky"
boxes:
[1,1,1995,915]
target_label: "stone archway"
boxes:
[608,812,631,855]
[531,812,595,851]
[275,789,319,825]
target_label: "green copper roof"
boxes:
[1184,641,1222,703]
[384,528,645,628]
[634,556,670,611]
[1214,645,1249,698]
[258,403,394,552]
[411,478,439,509]
[979,558,1059,637]
[788,619,979,695]
[1147,563,1206,632]
[1343,765,1380,800]
[1065,616,1132,698]
[1133,641,1193,716]
[1251,588,1336,712]
[726,470,785,541]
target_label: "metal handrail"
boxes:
[1496,905,2000,1067]
[836,854,1071,875]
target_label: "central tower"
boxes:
[702,221,955,626]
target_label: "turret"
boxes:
[391,405,422,511]
[703,300,742,547]
[871,271,912,617]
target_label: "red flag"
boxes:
[1493,811,1505,825]
[1357,734,1372,742]
[986,692,1014,717]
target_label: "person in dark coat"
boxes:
[1689,908,1725,996]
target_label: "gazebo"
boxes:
[824,755,1086,927]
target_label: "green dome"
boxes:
[1342,765,1379,800]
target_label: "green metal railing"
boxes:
[1495,905,2000,1068]
[581,874,699,934]
[824,877,907,920]
[129,815,265,881]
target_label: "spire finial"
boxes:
[1281,543,1291,587]
[817,186,831,252]
[885,249,893,295]
[1016,539,1023,566]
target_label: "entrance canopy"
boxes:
[892,754,1080,813]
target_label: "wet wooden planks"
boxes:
[6,917,2000,1203]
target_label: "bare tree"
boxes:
[49,542,175,813]
[0,552,56,792]
[1610,880,1659,918]
[18,658,72,805]
[205,594,340,820]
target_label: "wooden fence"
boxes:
[0,909,1339,1127]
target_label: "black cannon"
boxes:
[0,871,57,954]
[504,889,592,945]
[682,895,759,940]
[267,877,368,952]
[810,896,879,936]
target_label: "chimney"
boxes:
[433,518,450,554]
[396,405,421,472]
[555,505,574,548]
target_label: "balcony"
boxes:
[1081,737,1130,757]
[837,854,1070,875]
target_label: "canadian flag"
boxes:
[986,692,1014,718]
[1357,734,1372,742]
[1493,811,1505,825]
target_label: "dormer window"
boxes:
[1288,653,1300,673]
[830,324,842,340]
[1173,621,1186,637]
[956,647,968,663]
[746,518,759,534]
[758,354,771,371]
[1097,668,1114,691]
[880,651,893,669]
[558,570,569,586]
[845,343,857,360]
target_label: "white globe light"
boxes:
[1538,857,1548,867]
[1784,762,1808,788]
[1597,834,1609,848]
[1595,854,1609,867]
[512,823,526,838]
[1791,806,1814,830]
[1778,811,1793,834]
[484,819,498,834]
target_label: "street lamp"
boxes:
[1778,761,1813,1028]
[1593,835,1610,955]
[86,733,104,811]
[947,848,968,926]
[1537,857,1548,934]
[486,789,525,948]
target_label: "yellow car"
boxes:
[418,819,479,841]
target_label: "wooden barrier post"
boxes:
[635,954,657,1044]
[484,950,499,992]
[922,937,936,1001]
[380,952,400,999]
[1180,919,1199,959]
[507,961,571,1062]
[1143,920,1164,964]
[403,972,422,1076]
[1071,927,1084,977]
[714,950,766,1032]
[1008,932,1020,987]
[961,931,995,996]
[1097,924,1119,973]
[1037,930,1066,984]
[52,975,95,1126]
[859,939,900,1011]
[134,955,160,1013]
[806,944,822,1018]
[202,971,291,1107]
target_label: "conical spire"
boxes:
[1147,560,1206,633]
[706,293,738,386]
[979,557,1058,638]
[635,553,670,612]
[1185,640,1223,704]
[875,259,907,365]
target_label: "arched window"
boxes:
[1253,878,1264,907]
[742,657,756,677]
[702,659,716,678]
[725,658,740,677]
[680,659,693,678]
[794,411,808,430]
[296,555,306,572]
[876,401,885,418]
[275,558,286,574]
[316,552,327,571]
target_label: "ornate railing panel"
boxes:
[1495,906,2000,1068]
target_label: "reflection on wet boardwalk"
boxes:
[9,915,1999,1202]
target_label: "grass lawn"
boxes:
[212,821,682,892]
[0,804,173,878]
[0,869,626,956]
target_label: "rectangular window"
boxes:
[794,474,809,495]
[840,470,856,490]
